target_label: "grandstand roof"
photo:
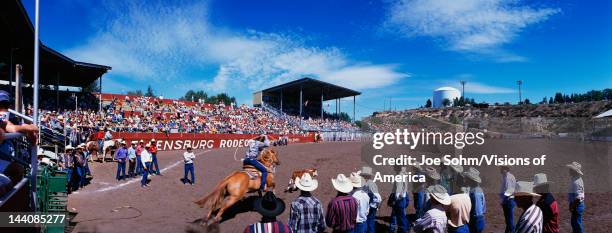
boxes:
[260,77,360,100]
[0,0,111,87]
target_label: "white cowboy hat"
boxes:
[331,174,353,194]
[514,181,541,197]
[427,185,451,205]
[79,143,86,147]
[131,141,138,145]
[145,143,151,147]
[41,157,54,166]
[359,166,373,177]
[139,139,144,143]
[150,138,156,142]
[349,172,363,188]
[425,167,440,180]
[533,173,552,188]
[462,167,481,183]
[566,162,583,176]
[65,145,74,150]
[449,164,463,173]
[295,173,318,192]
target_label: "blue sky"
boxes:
[23,0,612,119]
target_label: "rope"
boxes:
[72,205,143,223]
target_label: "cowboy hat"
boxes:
[295,173,318,192]
[331,174,353,194]
[514,181,541,197]
[533,173,552,188]
[449,164,463,173]
[425,167,440,180]
[139,140,144,143]
[79,143,86,147]
[566,162,583,176]
[427,185,451,205]
[410,163,423,171]
[253,191,286,218]
[121,141,127,145]
[65,145,74,150]
[349,172,363,188]
[150,138,156,142]
[462,167,481,183]
[145,143,151,147]
[77,144,84,149]
[360,166,373,177]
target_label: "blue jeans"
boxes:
[116,160,126,180]
[502,198,516,233]
[366,207,377,233]
[389,196,408,233]
[354,222,366,233]
[448,224,469,233]
[141,162,151,186]
[469,215,485,233]
[571,202,584,233]
[136,156,143,175]
[151,153,160,174]
[72,167,83,190]
[414,191,425,219]
[184,163,195,184]
[243,158,267,191]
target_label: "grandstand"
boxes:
[253,77,360,121]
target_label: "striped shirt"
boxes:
[325,195,357,231]
[515,204,543,233]
[243,221,292,233]
[288,195,326,233]
[414,205,447,233]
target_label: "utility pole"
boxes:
[460,80,466,98]
[517,80,523,104]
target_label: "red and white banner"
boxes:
[109,132,315,151]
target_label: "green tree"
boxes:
[442,98,451,107]
[126,90,143,96]
[425,99,432,108]
[145,85,155,97]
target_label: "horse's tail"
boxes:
[194,172,235,210]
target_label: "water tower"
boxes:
[433,87,461,108]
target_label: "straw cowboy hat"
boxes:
[359,166,373,177]
[449,164,463,173]
[427,185,451,205]
[514,181,541,197]
[65,145,74,151]
[349,172,363,188]
[566,162,583,176]
[533,173,552,188]
[331,174,353,194]
[253,191,286,218]
[295,173,318,192]
[425,167,440,180]
[462,167,481,183]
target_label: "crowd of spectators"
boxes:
[37,95,358,140]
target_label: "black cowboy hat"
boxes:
[253,191,285,218]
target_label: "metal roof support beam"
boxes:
[299,85,303,117]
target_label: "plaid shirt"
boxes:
[288,194,326,233]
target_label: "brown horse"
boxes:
[85,141,99,162]
[284,168,318,193]
[194,148,280,223]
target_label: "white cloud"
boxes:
[65,1,407,96]
[384,0,559,61]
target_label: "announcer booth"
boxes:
[253,77,361,121]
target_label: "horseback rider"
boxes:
[244,133,271,196]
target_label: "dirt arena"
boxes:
[67,140,611,233]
